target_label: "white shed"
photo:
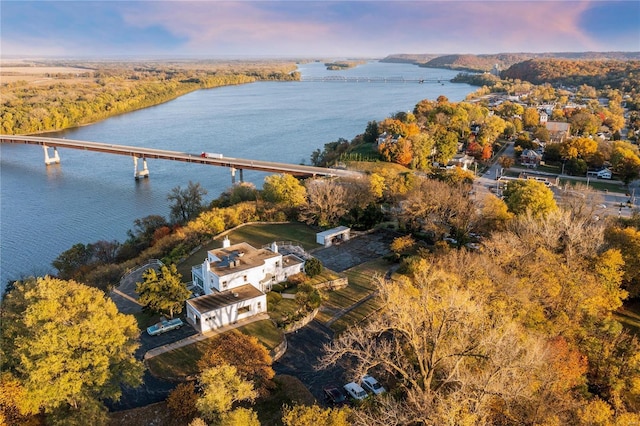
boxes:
[316,226,351,247]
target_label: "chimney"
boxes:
[271,241,278,253]
[222,236,230,248]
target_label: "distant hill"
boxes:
[502,58,640,90]
[381,52,640,72]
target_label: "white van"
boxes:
[343,382,368,400]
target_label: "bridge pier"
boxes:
[230,167,244,184]
[43,145,60,165]
[133,156,149,179]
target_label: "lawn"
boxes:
[316,259,388,331]
[146,319,283,380]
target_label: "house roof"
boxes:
[316,226,350,239]
[208,242,280,277]
[545,121,570,132]
[187,284,264,314]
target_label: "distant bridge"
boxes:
[301,76,448,84]
[0,135,362,182]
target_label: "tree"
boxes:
[167,382,198,421]
[363,120,379,144]
[0,277,143,423]
[304,257,323,278]
[136,264,191,318]
[168,181,208,224]
[300,179,348,227]
[610,143,640,185]
[282,404,350,426]
[502,180,558,217]
[523,107,540,128]
[196,365,256,422]
[52,242,94,280]
[220,407,260,426]
[498,155,514,169]
[262,174,307,207]
[197,331,274,396]
[319,271,552,425]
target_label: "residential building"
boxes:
[186,237,305,333]
[545,121,571,142]
[520,149,542,167]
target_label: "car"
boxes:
[146,318,184,336]
[343,382,368,400]
[361,374,386,395]
[323,385,347,405]
[596,204,607,209]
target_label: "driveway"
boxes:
[273,320,347,405]
[311,229,396,272]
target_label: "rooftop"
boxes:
[208,242,280,276]
[187,284,264,313]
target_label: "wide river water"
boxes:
[0,61,474,290]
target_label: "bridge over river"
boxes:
[301,76,447,84]
[0,135,361,182]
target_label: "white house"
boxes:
[186,284,267,333]
[186,237,305,333]
[588,168,612,180]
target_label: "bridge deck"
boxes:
[0,135,361,179]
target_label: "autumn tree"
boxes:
[502,179,557,217]
[498,155,514,169]
[168,181,208,224]
[167,382,198,421]
[282,404,350,426]
[0,277,143,424]
[300,178,348,227]
[136,263,191,318]
[320,270,553,425]
[197,331,275,396]
[196,365,256,423]
[262,174,307,207]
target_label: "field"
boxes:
[0,60,94,85]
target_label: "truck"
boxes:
[201,152,223,159]
[146,318,184,336]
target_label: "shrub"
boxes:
[271,284,285,292]
[304,257,323,277]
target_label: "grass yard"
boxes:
[253,375,317,426]
[268,298,300,324]
[316,259,388,331]
[227,222,319,250]
[146,319,283,380]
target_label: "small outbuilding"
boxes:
[316,226,351,247]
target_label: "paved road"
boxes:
[273,320,346,405]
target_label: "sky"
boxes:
[1,1,639,59]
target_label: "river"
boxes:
[0,61,474,290]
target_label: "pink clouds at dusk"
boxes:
[2,1,638,58]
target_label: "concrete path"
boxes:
[143,312,270,360]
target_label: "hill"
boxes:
[381,52,640,72]
[502,58,640,90]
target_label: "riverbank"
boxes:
[1,60,300,136]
